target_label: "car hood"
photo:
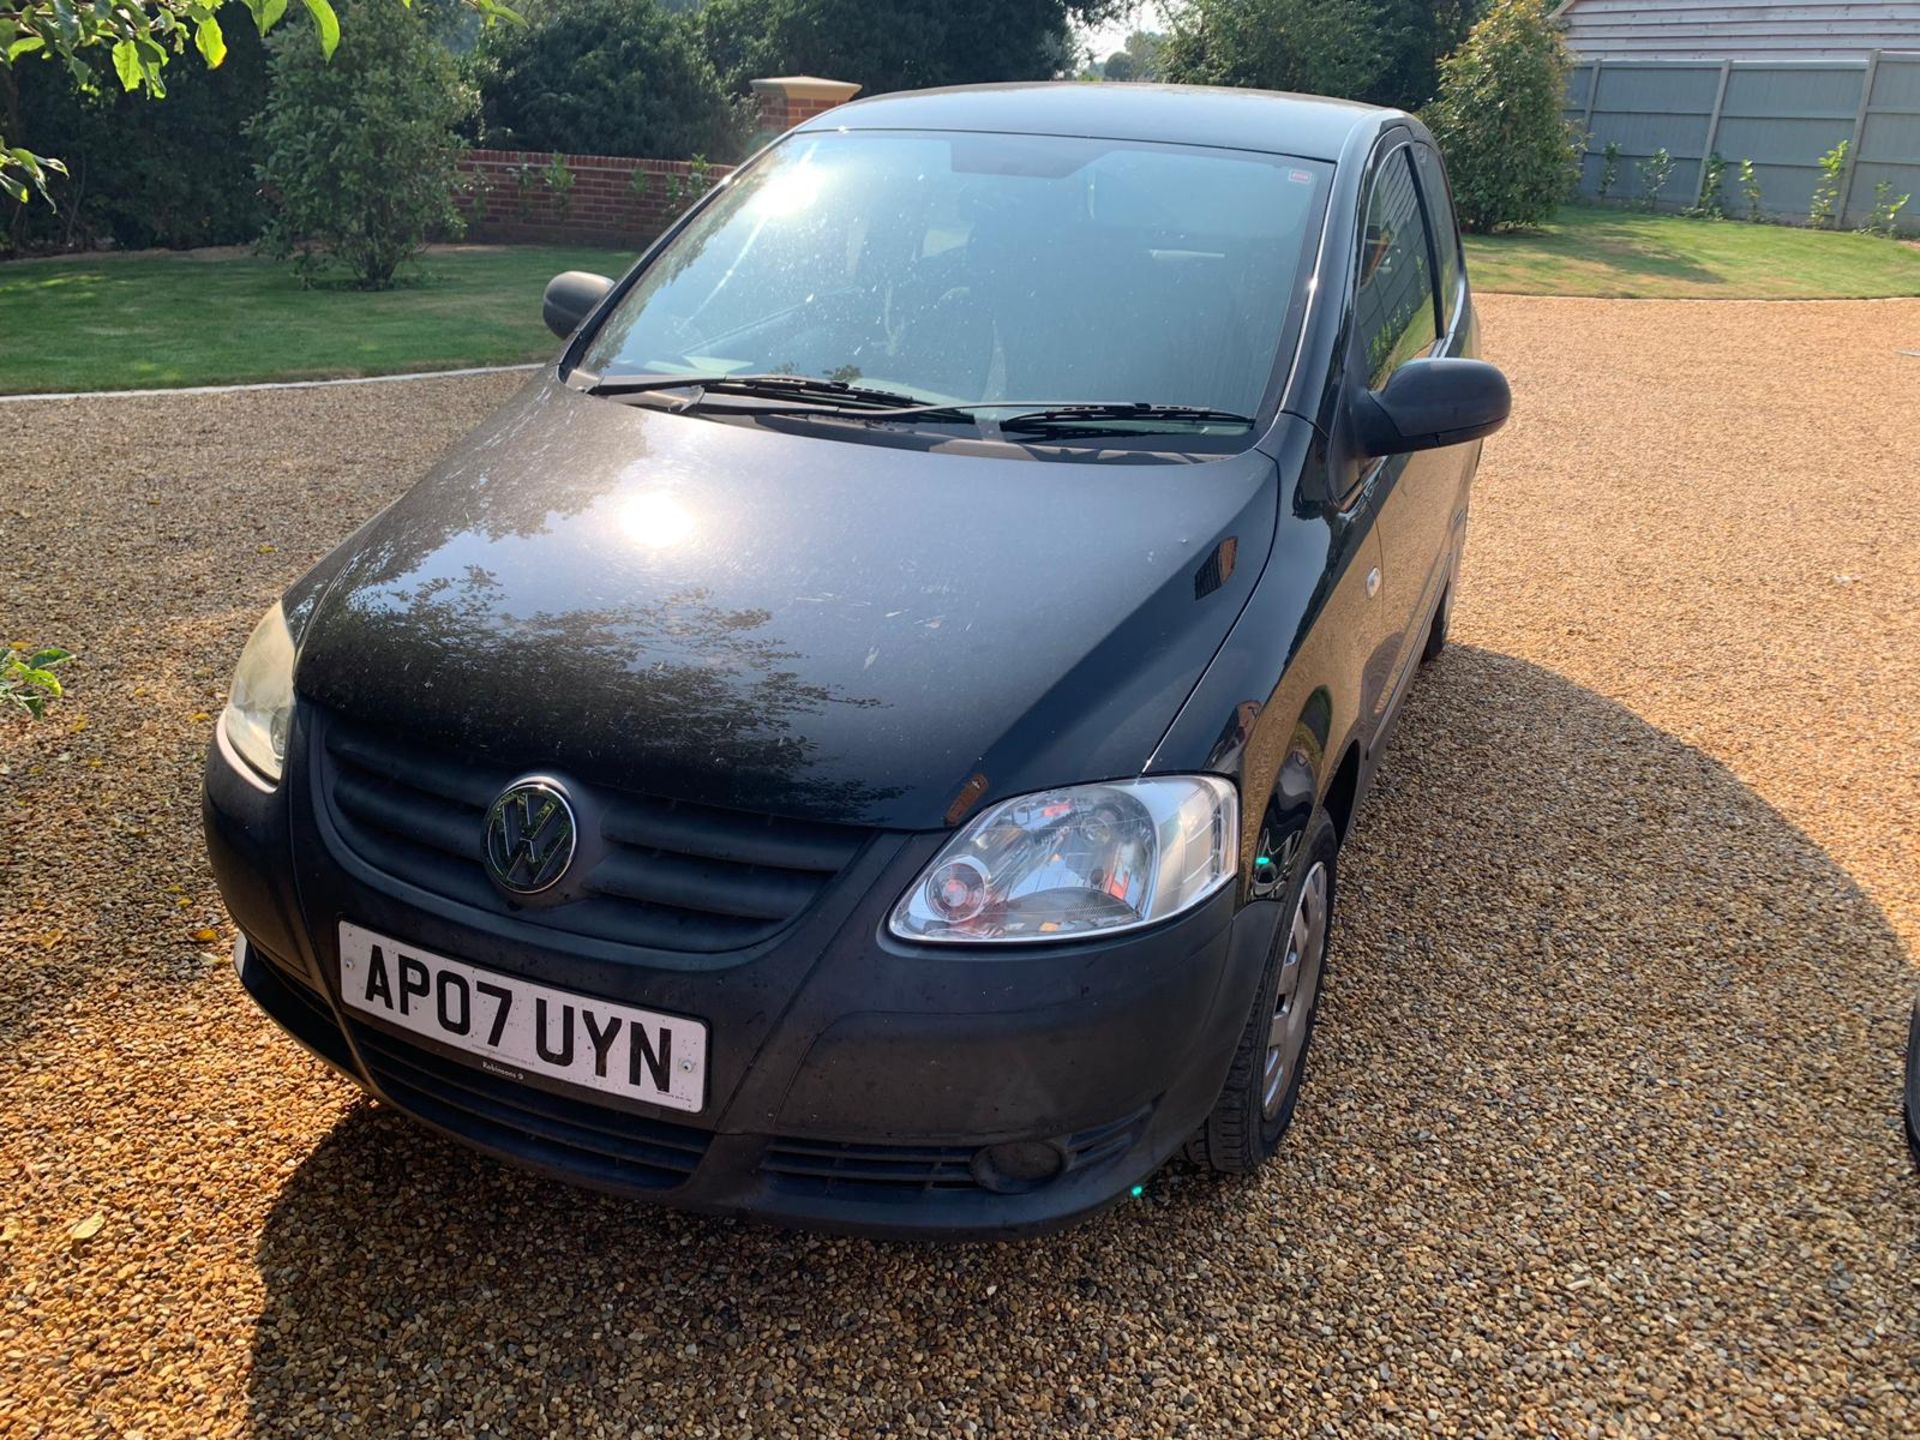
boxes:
[293,378,1282,829]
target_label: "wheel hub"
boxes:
[1262,860,1328,1120]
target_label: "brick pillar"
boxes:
[748,76,863,140]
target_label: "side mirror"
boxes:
[1350,357,1511,458]
[543,270,614,340]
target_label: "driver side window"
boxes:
[1352,147,1438,391]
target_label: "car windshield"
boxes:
[578,130,1331,425]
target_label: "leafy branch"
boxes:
[2,645,73,719]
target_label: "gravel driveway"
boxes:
[3,296,1917,1438]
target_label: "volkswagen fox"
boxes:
[204,83,1509,1236]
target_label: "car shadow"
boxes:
[243,645,1917,1435]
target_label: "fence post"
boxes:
[1696,60,1733,208]
[1577,59,1604,197]
[1837,50,1881,227]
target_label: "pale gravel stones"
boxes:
[1,298,1916,1437]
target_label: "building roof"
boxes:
[1552,0,1920,62]
[797,83,1390,163]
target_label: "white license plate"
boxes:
[336,922,707,1114]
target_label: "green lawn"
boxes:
[1464,204,1920,299]
[0,245,635,394]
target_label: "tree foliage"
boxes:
[252,0,470,286]
[1367,0,1473,110]
[1161,0,1387,103]
[471,0,745,160]
[696,0,1122,99]
[7,18,267,251]
[0,0,520,210]
[1421,0,1576,232]
[1094,28,1166,83]
[1160,0,1476,111]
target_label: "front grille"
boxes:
[761,1137,981,1195]
[759,1109,1150,1201]
[353,1024,711,1190]
[315,711,872,953]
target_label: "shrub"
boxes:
[1686,151,1728,219]
[1154,0,1468,109]
[1597,140,1621,200]
[2,646,72,719]
[253,0,472,288]
[1862,180,1911,238]
[1422,0,1578,233]
[473,0,746,162]
[508,158,541,217]
[1160,0,1387,103]
[1809,140,1848,228]
[1636,147,1674,212]
[696,0,1107,102]
[1739,158,1763,221]
[542,151,574,218]
[6,23,268,253]
[1366,0,1474,110]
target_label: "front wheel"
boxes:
[1187,812,1338,1173]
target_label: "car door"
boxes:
[1410,137,1478,597]
[1345,139,1449,739]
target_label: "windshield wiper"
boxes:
[994,403,1255,434]
[583,372,929,409]
[787,398,1258,433]
[582,377,1256,435]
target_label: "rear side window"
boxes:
[1351,147,1437,390]
[1413,143,1463,333]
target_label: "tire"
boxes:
[1420,583,1450,664]
[1186,811,1339,1174]
[1904,993,1920,1170]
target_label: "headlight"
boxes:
[889,776,1238,944]
[219,601,296,784]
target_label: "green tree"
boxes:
[1156,2,1479,111]
[1365,0,1473,110]
[0,0,520,211]
[252,0,470,286]
[696,0,1123,99]
[472,0,744,160]
[1116,28,1167,82]
[1161,0,1386,102]
[1102,48,1137,81]
[1421,0,1576,232]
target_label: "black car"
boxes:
[204,83,1509,1236]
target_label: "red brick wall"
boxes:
[754,91,846,134]
[787,98,844,126]
[457,80,857,247]
[456,150,738,247]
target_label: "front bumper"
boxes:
[206,719,1278,1238]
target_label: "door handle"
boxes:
[1366,567,1381,598]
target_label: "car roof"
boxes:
[795,82,1395,163]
